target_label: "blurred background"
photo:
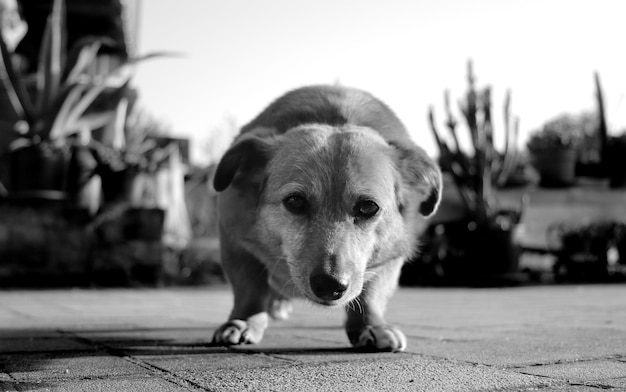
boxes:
[133,0,626,163]
[0,0,625,287]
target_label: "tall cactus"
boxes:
[428,60,521,224]
[594,71,608,174]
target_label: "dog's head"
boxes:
[214,125,441,306]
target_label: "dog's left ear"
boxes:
[213,136,273,192]
[391,142,442,218]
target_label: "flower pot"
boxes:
[9,142,71,199]
[529,147,577,188]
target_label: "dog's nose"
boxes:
[310,272,348,301]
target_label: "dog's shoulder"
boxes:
[239,85,413,146]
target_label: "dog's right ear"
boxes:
[213,136,273,192]
[390,142,443,218]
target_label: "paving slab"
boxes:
[0,336,93,354]
[169,353,558,392]
[1,376,200,392]
[517,360,626,382]
[1,285,625,391]
[404,326,626,366]
[1,352,151,382]
[602,377,626,389]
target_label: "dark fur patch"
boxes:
[394,182,406,215]
[274,107,347,133]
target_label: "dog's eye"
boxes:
[354,199,379,219]
[283,194,309,215]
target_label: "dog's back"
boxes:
[240,85,414,147]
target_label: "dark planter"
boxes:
[402,213,521,285]
[99,166,138,204]
[437,219,521,277]
[96,207,165,244]
[124,207,165,240]
[606,137,626,188]
[9,142,71,199]
[617,236,626,266]
[9,141,98,202]
[66,144,98,195]
[529,147,577,188]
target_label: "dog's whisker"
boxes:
[267,261,283,279]
[363,270,379,284]
[351,297,364,314]
[280,277,297,295]
[265,256,292,284]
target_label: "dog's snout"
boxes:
[310,272,349,301]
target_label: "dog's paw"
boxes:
[347,325,407,352]
[268,298,292,320]
[212,319,265,346]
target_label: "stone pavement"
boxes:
[1,284,625,391]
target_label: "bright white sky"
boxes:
[133,0,626,164]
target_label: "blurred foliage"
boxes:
[527,114,585,151]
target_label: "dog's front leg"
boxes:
[212,239,271,346]
[345,258,407,352]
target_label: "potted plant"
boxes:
[90,134,190,287]
[91,106,190,244]
[0,0,164,203]
[93,106,157,205]
[410,60,525,284]
[527,115,580,187]
[550,220,626,282]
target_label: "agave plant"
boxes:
[0,0,167,146]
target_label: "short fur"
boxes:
[212,85,442,352]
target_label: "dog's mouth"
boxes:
[310,295,361,308]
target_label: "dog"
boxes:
[211,85,442,352]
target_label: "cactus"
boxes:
[594,71,608,173]
[428,60,522,224]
